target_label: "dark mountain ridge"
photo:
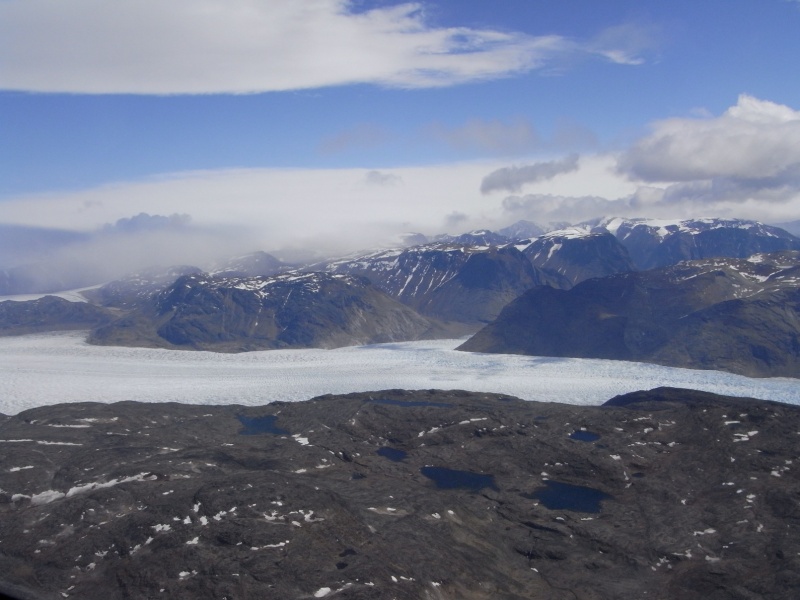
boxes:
[459,251,800,377]
[89,271,448,351]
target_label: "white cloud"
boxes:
[618,95,800,183]
[615,95,800,215]
[2,146,798,264]
[0,153,642,254]
[0,0,649,94]
[0,164,497,254]
[501,193,639,225]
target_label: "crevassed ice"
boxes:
[0,332,796,415]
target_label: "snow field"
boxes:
[0,331,797,415]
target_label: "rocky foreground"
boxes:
[0,388,798,599]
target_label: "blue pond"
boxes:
[237,415,290,436]
[420,466,498,492]
[570,430,601,442]
[527,480,611,513]
[368,398,451,408]
[377,447,408,462]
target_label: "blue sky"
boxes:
[2,0,800,260]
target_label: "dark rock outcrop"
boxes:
[0,388,797,599]
[89,272,447,351]
[458,251,800,377]
[0,296,115,336]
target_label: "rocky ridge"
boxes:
[88,271,448,351]
[0,388,798,599]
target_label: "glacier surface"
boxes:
[0,332,797,415]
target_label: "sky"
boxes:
[2,0,800,266]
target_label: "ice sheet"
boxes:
[0,332,797,415]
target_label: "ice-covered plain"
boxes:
[0,331,797,415]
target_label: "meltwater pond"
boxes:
[377,447,408,462]
[420,467,498,492]
[570,430,601,442]
[237,415,290,436]
[0,332,798,414]
[527,481,612,513]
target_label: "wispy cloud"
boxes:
[481,154,580,194]
[0,0,650,94]
[318,123,390,155]
[428,118,541,155]
[363,170,403,187]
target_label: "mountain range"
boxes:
[2,216,799,377]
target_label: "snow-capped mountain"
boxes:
[460,250,800,378]
[497,219,546,240]
[586,217,800,270]
[208,250,286,278]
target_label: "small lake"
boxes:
[569,430,601,442]
[237,414,290,436]
[377,447,408,462]
[421,466,498,492]
[526,480,611,513]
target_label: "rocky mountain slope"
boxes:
[89,272,447,351]
[518,229,635,289]
[82,265,203,309]
[0,387,797,600]
[459,251,800,377]
[321,244,542,324]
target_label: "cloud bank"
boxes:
[2,97,799,264]
[616,94,800,209]
[619,95,800,183]
[489,96,800,226]
[0,0,649,94]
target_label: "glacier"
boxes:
[0,331,797,415]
